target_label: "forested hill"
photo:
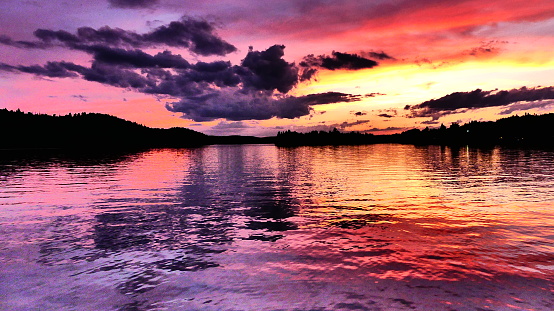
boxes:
[0,109,208,149]
[4,109,553,149]
[275,113,554,147]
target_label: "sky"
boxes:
[1,0,554,136]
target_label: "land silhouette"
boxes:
[1,108,553,149]
[275,113,554,148]
[0,109,271,149]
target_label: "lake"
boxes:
[0,144,552,310]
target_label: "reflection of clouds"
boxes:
[3,145,554,310]
[33,146,301,304]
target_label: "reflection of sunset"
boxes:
[1,145,553,310]
[249,145,554,283]
[115,149,191,191]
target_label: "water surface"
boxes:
[0,144,552,310]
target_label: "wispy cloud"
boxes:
[405,86,554,120]
[0,16,237,56]
[108,0,158,9]
[299,51,381,80]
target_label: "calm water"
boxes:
[0,144,552,311]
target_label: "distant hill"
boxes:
[275,113,554,148]
[0,109,209,149]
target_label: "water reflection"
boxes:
[17,146,301,308]
[0,145,553,310]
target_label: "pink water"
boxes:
[0,144,552,310]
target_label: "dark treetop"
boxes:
[2,109,553,149]
[275,113,554,148]
[0,109,271,149]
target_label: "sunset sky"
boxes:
[1,0,554,136]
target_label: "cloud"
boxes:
[1,17,236,56]
[0,61,80,78]
[2,43,366,122]
[10,61,155,88]
[286,117,372,133]
[337,119,371,130]
[86,46,191,68]
[0,35,49,49]
[465,40,507,58]
[366,92,386,97]
[362,51,395,60]
[1,17,375,123]
[299,51,380,80]
[108,0,158,9]
[166,91,365,122]
[240,45,299,93]
[211,120,253,130]
[71,94,88,102]
[405,86,554,120]
[499,99,554,115]
[142,18,236,56]
[378,113,394,118]
[420,120,440,125]
[205,120,258,135]
[353,111,367,116]
[363,126,406,133]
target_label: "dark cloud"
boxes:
[108,0,158,9]
[0,63,17,73]
[420,120,440,125]
[354,111,367,116]
[362,51,395,60]
[1,17,236,56]
[337,119,371,130]
[283,118,371,134]
[34,29,81,45]
[306,52,378,70]
[71,95,88,102]
[140,60,243,98]
[85,46,190,68]
[405,86,554,120]
[143,18,237,56]
[366,92,386,97]
[499,100,554,115]
[378,113,394,118]
[73,26,144,47]
[466,40,508,57]
[241,45,299,93]
[12,60,155,88]
[0,61,80,78]
[2,12,377,124]
[1,41,366,122]
[363,126,406,133]
[299,51,380,80]
[0,35,49,49]
[166,91,364,122]
[80,62,155,88]
[211,121,253,130]
[294,119,371,133]
[299,91,364,105]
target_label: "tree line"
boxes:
[275,113,554,147]
[1,109,209,149]
[2,109,553,149]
